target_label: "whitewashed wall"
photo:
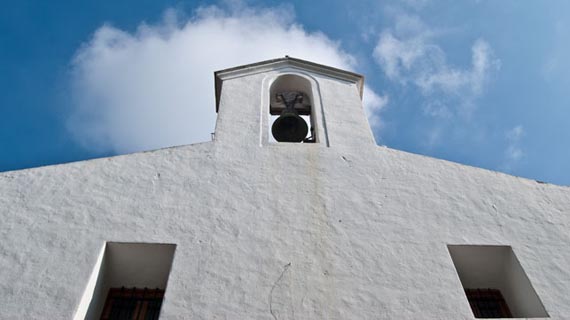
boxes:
[0,60,569,319]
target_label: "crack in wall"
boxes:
[269,262,292,320]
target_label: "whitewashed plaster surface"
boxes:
[1,59,569,319]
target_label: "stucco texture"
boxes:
[1,60,569,319]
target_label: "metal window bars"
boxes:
[100,287,165,320]
[465,288,513,318]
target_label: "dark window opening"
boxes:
[100,287,165,320]
[466,288,513,318]
[447,245,549,318]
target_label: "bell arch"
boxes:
[263,73,319,144]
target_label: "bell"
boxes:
[272,109,308,142]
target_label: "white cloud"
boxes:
[372,14,500,118]
[501,125,525,172]
[422,100,452,119]
[67,5,381,153]
[399,0,430,10]
[363,88,389,129]
[415,39,495,95]
[506,125,524,142]
[540,19,570,82]
[371,13,500,148]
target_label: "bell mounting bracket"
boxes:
[269,91,312,115]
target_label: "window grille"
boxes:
[100,287,165,320]
[465,288,512,318]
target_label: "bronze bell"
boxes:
[272,109,308,142]
[271,93,308,142]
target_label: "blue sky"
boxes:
[1,0,569,185]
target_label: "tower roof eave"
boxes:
[213,56,364,113]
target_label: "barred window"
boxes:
[100,287,165,320]
[448,245,548,318]
[465,288,512,318]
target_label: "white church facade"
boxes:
[0,57,569,319]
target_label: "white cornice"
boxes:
[214,56,364,112]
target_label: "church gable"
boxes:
[0,58,569,319]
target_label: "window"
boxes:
[465,288,512,318]
[448,245,548,318]
[74,243,176,320]
[100,287,164,320]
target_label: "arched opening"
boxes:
[269,74,316,143]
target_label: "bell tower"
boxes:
[213,56,375,148]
